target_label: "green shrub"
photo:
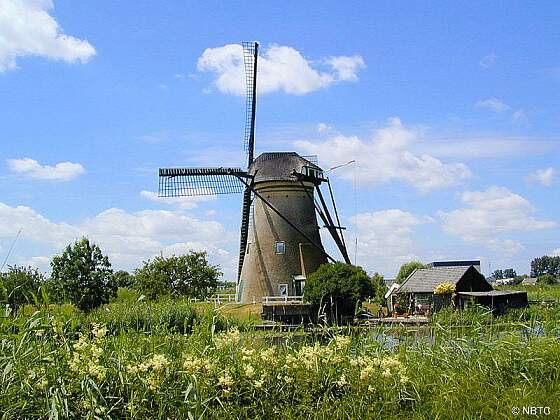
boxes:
[134,252,221,300]
[51,237,117,312]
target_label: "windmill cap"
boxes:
[249,152,323,183]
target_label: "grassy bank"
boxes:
[1,305,559,418]
[1,286,560,418]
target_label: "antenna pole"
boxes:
[1,229,22,272]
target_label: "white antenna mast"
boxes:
[1,229,23,272]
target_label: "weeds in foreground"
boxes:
[1,305,559,419]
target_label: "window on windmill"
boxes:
[303,166,323,179]
[275,241,285,254]
[246,243,251,254]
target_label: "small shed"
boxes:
[456,290,528,313]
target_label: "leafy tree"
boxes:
[51,237,116,312]
[396,261,426,283]
[304,262,374,321]
[531,255,560,277]
[113,270,133,288]
[0,265,45,313]
[536,274,557,285]
[492,269,504,280]
[134,252,221,300]
[370,272,387,304]
[512,276,525,285]
[41,277,67,304]
[503,268,517,279]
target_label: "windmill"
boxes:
[158,42,350,303]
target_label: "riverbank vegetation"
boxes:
[1,287,559,419]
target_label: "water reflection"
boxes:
[262,321,558,350]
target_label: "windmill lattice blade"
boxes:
[242,41,258,163]
[158,167,247,197]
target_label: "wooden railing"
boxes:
[262,296,304,304]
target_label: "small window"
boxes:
[275,241,285,254]
[246,243,251,255]
[278,284,288,296]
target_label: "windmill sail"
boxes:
[158,167,247,197]
[238,42,259,282]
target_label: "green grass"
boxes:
[1,287,560,418]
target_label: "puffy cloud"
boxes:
[350,209,429,275]
[7,158,85,181]
[140,190,216,209]
[0,202,78,247]
[438,186,556,255]
[197,43,365,95]
[475,98,510,113]
[0,0,96,71]
[0,202,237,278]
[295,117,471,193]
[527,167,556,186]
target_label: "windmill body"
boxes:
[157,42,350,304]
[238,152,327,303]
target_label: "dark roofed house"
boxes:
[388,266,492,315]
[387,265,528,315]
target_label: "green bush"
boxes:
[0,266,45,313]
[51,237,117,312]
[134,252,221,300]
[537,274,557,285]
[304,262,374,321]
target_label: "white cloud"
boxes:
[0,202,237,278]
[439,186,556,255]
[197,43,365,96]
[295,117,471,193]
[316,122,333,133]
[527,167,556,187]
[0,202,79,247]
[140,190,216,209]
[475,98,510,113]
[0,0,96,72]
[351,209,429,275]
[7,158,85,180]
[479,53,498,68]
[512,110,528,124]
[325,55,365,82]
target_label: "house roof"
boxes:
[521,277,537,285]
[399,266,471,293]
[249,152,322,183]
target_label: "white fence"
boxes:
[187,294,236,304]
[262,295,303,304]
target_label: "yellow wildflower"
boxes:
[336,374,348,387]
[244,364,255,378]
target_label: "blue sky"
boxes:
[1,0,559,279]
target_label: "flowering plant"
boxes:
[433,282,456,295]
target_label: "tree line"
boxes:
[0,237,221,313]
